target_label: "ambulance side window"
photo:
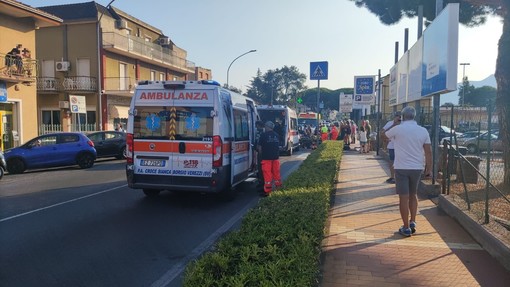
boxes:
[233,109,249,141]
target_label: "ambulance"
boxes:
[256,105,300,156]
[125,80,259,197]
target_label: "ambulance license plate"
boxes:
[140,159,165,167]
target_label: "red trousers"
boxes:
[261,159,281,193]
[321,133,329,141]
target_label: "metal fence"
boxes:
[440,104,509,240]
[39,124,97,135]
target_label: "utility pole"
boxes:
[460,63,470,106]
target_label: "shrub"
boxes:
[183,141,343,286]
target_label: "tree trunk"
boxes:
[495,0,510,184]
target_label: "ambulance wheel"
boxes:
[143,189,161,197]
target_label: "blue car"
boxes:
[4,132,97,174]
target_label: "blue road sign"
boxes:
[310,61,328,80]
[354,76,375,94]
[0,82,7,103]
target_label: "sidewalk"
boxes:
[321,143,510,286]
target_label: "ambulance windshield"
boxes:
[133,106,213,141]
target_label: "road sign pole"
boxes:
[317,80,320,123]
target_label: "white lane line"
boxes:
[151,197,259,287]
[0,184,127,223]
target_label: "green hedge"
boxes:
[183,141,343,287]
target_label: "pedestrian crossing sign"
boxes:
[310,61,328,80]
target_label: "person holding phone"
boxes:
[382,111,402,183]
[383,106,432,237]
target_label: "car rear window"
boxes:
[133,106,213,141]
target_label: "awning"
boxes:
[108,105,129,119]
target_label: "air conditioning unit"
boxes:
[56,61,70,72]
[159,37,171,46]
[59,101,69,109]
[115,19,128,30]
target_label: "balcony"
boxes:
[103,77,136,95]
[37,77,58,91]
[102,32,195,74]
[37,76,97,93]
[0,52,37,84]
[62,76,97,92]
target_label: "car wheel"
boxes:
[7,158,26,174]
[143,189,161,197]
[0,167,4,180]
[467,144,478,154]
[77,153,95,169]
[116,146,127,160]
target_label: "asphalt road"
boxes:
[0,151,310,287]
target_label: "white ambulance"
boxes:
[126,80,259,198]
[256,105,300,156]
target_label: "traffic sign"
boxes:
[354,76,376,95]
[69,95,86,113]
[310,61,328,80]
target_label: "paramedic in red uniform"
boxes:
[257,121,282,196]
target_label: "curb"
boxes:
[438,194,510,271]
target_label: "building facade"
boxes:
[36,1,198,133]
[0,0,62,151]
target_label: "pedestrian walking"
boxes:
[382,111,402,184]
[383,106,432,237]
[358,125,367,153]
[257,121,282,196]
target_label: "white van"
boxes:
[256,105,300,155]
[126,80,259,197]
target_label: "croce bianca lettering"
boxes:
[139,91,208,100]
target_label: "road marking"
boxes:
[0,184,127,222]
[150,197,259,287]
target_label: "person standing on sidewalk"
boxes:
[257,121,282,196]
[383,106,432,237]
[382,111,402,184]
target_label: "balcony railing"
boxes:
[37,77,59,91]
[102,32,195,73]
[1,52,37,82]
[62,76,97,92]
[103,77,136,92]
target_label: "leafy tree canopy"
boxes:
[245,66,307,105]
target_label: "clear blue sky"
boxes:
[25,0,502,92]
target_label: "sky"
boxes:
[24,0,503,92]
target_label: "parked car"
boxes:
[424,125,463,143]
[441,130,487,145]
[0,151,6,180]
[463,131,503,154]
[86,131,126,159]
[3,132,97,174]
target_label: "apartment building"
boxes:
[0,0,62,150]
[35,1,197,132]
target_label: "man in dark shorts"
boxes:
[383,107,432,237]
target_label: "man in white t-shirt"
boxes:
[382,111,402,183]
[383,106,432,237]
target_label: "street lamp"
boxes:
[226,50,256,88]
[460,63,470,106]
